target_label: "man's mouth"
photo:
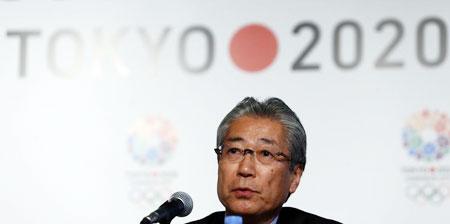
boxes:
[231,188,257,198]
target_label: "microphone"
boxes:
[140,191,193,224]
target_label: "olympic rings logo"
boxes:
[405,183,449,203]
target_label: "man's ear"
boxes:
[289,165,303,193]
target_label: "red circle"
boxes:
[229,24,278,72]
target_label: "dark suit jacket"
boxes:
[186,207,342,224]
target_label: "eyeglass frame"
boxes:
[214,144,291,165]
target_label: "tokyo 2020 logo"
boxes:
[126,116,178,208]
[128,116,178,165]
[402,110,450,161]
[401,110,450,204]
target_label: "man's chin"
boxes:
[225,200,260,216]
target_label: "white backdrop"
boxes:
[0,1,449,224]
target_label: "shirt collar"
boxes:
[224,214,279,224]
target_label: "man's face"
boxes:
[217,116,302,217]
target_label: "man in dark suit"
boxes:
[188,97,341,224]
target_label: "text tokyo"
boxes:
[3,26,213,78]
[1,16,449,78]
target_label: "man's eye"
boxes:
[261,150,273,157]
[227,148,240,154]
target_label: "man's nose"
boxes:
[237,154,256,178]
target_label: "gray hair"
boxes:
[216,97,307,170]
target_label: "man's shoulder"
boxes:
[186,211,224,224]
[279,207,342,224]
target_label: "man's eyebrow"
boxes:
[225,136,244,142]
[225,137,278,145]
[259,137,278,145]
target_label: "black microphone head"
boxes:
[170,191,193,217]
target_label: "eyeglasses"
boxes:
[214,145,291,165]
